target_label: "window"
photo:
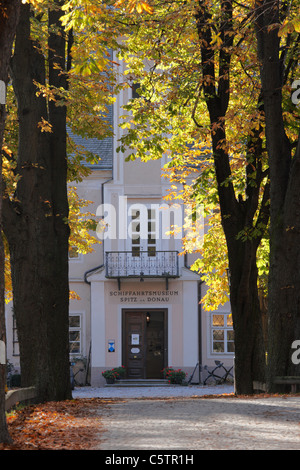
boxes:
[132,82,150,102]
[132,82,140,100]
[131,208,141,257]
[147,208,157,256]
[11,314,82,357]
[211,313,234,354]
[130,207,157,257]
[69,314,81,355]
[69,246,79,259]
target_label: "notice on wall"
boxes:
[131,334,139,345]
[108,340,115,352]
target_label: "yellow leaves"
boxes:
[69,290,81,300]
[114,0,153,14]
[189,210,230,311]
[37,117,53,133]
[2,145,12,158]
[278,16,300,36]
[4,239,12,304]
[68,186,101,256]
[137,1,153,14]
[293,18,300,33]
[211,31,223,48]
[21,0,50,14]
[21,0,44,5]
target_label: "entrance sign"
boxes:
[109,289,180,304]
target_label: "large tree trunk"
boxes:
[212,124,267,394]
[3,3,71,403]
[195,0,267,394]
[256,0,300,392]
[227,232,266,393]
[0,0,20,444]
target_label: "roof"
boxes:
[67,104,113,170]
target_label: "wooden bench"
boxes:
[273,376,300,393]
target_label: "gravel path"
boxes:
[73,385,300,450]
[72,383,234,400]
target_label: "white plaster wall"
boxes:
[183,280,199,368]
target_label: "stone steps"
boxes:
[105,379,170,387]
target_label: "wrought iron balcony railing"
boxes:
[105,250,179,279]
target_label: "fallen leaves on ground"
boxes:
[0,398,122,450]
[1,392,297,450]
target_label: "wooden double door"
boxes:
[122,309,168,379]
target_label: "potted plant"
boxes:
[161,367,174,379]
[165,368,187,385]
[102,369,118,384]
[112,366,126,379]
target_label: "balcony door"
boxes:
[122,309,167,379]
[105,203,179,279]
[129,206,158,258]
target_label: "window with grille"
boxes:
[211,313,234,354]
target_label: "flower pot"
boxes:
[105,377,115,384]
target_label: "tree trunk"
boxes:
[0,0,20,444]
[255,0,300,392]
[228,237,266,393]
[212,124,267,394]
[195,0,267,393]
[3,3,71,403]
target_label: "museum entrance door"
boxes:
[122,309,167,379]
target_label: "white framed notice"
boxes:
[131,334,139,345]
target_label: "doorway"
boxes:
[122,309,167,379]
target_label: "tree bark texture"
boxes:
[0,0,20,444]
[196,0,268,393]
[3,3,71,403]
[211,120,267,394]
[256,0,300,392]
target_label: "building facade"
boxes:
[5,59,234,387]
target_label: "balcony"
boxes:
[105,250,179,288]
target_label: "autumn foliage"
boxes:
[0,398,121,450]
